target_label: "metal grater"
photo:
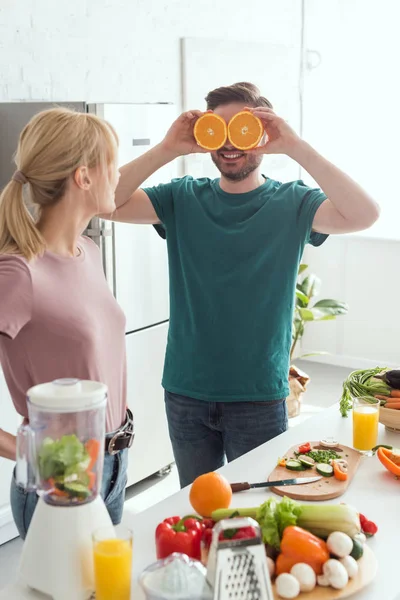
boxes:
[206,518,274,600]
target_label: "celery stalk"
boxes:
[297,503,360,539]
[211,507,258,521]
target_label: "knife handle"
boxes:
[230,482,251,493]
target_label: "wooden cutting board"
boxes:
[268,441,362,501]
[272,544,377,599]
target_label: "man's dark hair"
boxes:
[205,82,273,111]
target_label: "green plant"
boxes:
[291,264,349,360]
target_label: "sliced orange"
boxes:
[227,111,264,150]
[193,113,227,150]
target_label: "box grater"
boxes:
[206,518,274,600]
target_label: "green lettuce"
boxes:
[256,496,301,550]
[38,435,89,481]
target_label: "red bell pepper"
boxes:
[155,515,203,560]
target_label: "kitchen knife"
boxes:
[230,476,322,493]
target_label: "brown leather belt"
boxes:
[105,408,135,455]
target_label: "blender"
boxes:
[16,378,114,600]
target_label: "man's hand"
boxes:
[246,106,302,157]
[160,110,210,157]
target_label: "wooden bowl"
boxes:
[379,405,400,433]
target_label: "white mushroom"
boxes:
[266,557,275,578]
[326,531,353,558]
[353,532,367,545]
[323,558,349,590]
[317,574,330,587]
[290,563,316,592]
[275,573,300,599]
[340,555,359,579]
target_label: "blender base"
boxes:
[19,495,113,600]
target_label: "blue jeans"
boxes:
[10,449,128,540]
[165,391,288,488]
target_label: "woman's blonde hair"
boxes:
[0,107,118,260]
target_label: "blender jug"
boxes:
[16,378,107,505]
[16,379,113,600]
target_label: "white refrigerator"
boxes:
[0,102,175,545]
[87,103,176,486]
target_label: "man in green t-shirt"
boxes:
[111,82,379,488]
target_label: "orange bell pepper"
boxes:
[377,446,400,477]
[276,526,329,576]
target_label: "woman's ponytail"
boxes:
[0,180,45,260]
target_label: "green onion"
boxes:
[340,367,390,417]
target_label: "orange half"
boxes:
[193,113,227,150]
[227,111,264,150]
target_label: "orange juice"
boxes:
[353,404,379,451]
[93,538,132,600]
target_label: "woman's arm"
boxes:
[0,428,16,461]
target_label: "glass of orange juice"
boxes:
[93,525,133,600]
[353,396,380,455]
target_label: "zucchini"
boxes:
[316,463,334,477]
[350,538,364,560]
[285,459,304,472]
[299,456,315,468]
[64,482,90,499]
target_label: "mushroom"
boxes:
[340,555,359,579]
[290,563,316,592]
[326,531,353,558]
[266,557,275,578]
[275,573,300,599]
[323,558,349,590]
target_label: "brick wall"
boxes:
[0,0,301,104]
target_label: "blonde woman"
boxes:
[0,108,133,539]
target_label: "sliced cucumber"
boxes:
[285,459,304,472]
[316,463,334,477]
[64,482,91,499]
[299,456,315,468]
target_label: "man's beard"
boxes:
[211,153,263,182]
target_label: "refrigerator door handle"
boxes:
[84,217,116,296]
[85,227,113,237]
[132,138,151,147]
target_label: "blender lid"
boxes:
[27,379,107,412]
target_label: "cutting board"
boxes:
[268,441,362,501]
[272,544,377,599]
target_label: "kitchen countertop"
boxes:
[1,403,399,600]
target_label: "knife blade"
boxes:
[230,476,322,493]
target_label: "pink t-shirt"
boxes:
[0,236,127,432]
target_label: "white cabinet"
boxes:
[0,368,19,544]
[125,323,174,486]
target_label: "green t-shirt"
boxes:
[144,176,328,402]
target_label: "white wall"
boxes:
[300,0,400,370]
[0,0,302,105]
[301,237,399,370]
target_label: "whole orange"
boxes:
[189,472,232,518]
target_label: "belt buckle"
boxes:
[108,431,124,456]
[127,428,135,449]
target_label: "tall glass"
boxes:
[93,525,133,600]
[353,397,379,455]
